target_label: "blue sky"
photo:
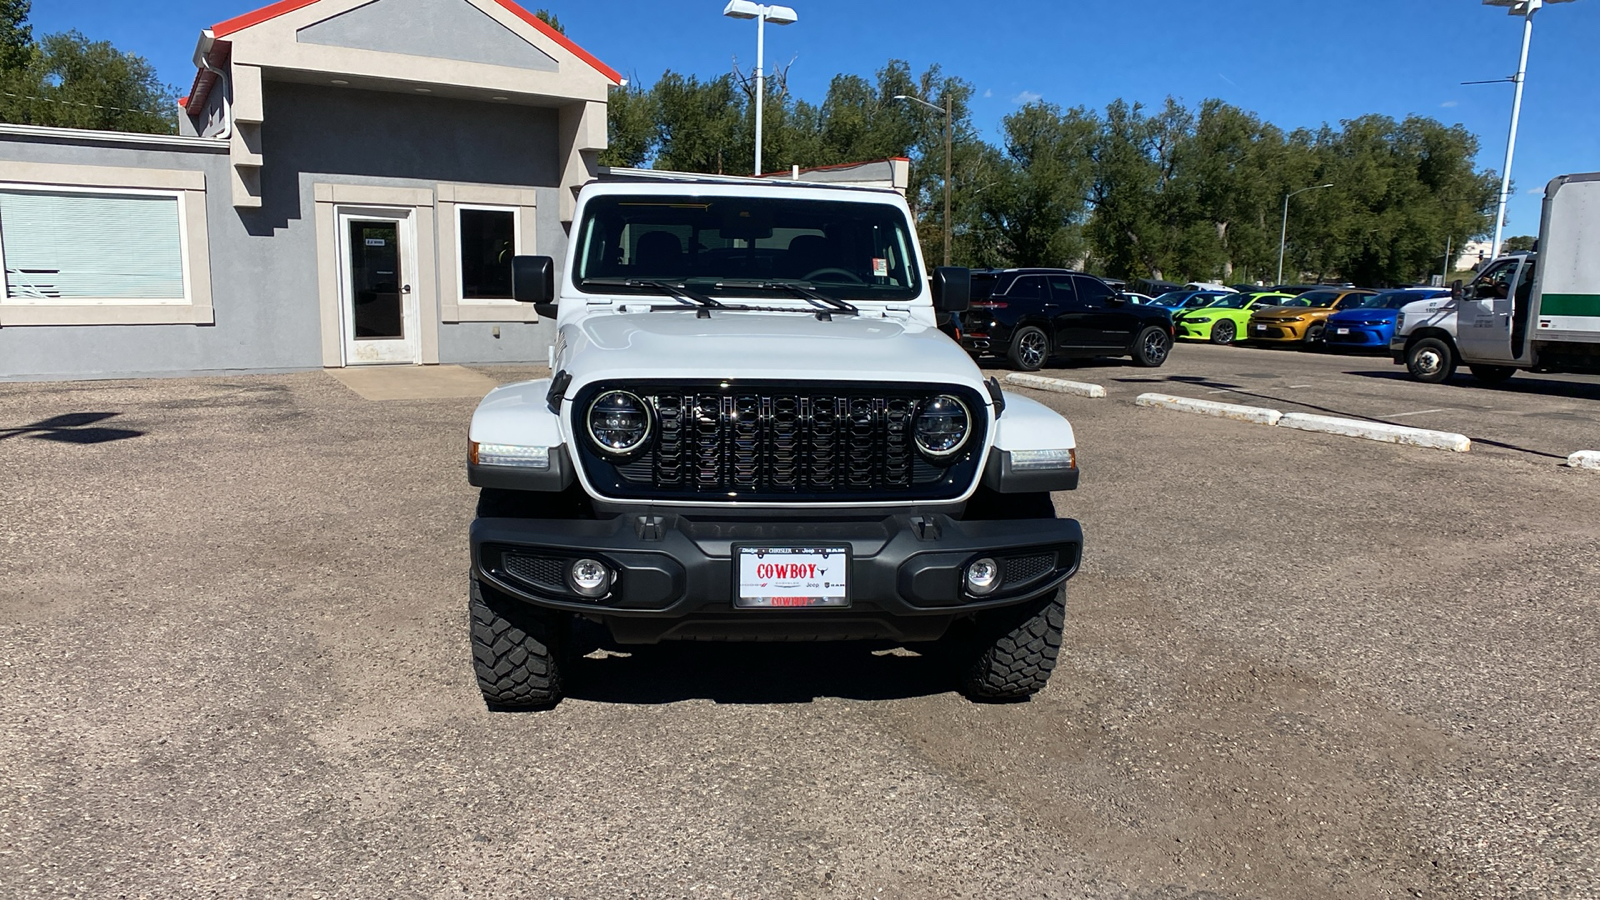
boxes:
[31,0,1600,236]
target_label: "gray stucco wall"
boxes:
[1,82,565,380]
[296,0,559,72]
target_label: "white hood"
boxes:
[556,310,987,392]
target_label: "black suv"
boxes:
[956,269,1175,370]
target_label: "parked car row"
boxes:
[1168,286,1451,351]
[943,267,1453,370]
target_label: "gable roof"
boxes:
[205,0,620,82]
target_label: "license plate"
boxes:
[1336,328,1350,335]
[1254,325,1268,331]
[735,546,850,609]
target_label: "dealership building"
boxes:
[0,0,619,380]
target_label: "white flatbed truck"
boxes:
[1393,172,1600,384]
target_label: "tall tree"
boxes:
[0,30,177,134]
[533,10,565,34]
[0,0,29,71]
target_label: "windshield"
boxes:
[1150,291,1193,307]
[572,194,921,301]
[1209,293,1265,310]
[1361,291,1437,310]
[1279,290,1340,308]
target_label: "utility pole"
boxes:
[943,93,952,267]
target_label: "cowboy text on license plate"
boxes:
[736,547,850,609]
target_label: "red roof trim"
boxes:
[208,0,621,84]
[213,0,321,37]
[492,0,622,85]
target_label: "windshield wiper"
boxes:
[715,280,860,315]
[580,277,724,309]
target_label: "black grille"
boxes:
[502,554,566,592]
[1003,553,1056,586]
[572,381,987,503]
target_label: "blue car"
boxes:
[1324,288,1451,349]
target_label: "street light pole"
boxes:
[893,93,953,266]
[722,2,798,177]
[1276,183,1334,284]
[1482,0,1575,258]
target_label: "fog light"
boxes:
[568,558,612,598]
[965,557,1000,596]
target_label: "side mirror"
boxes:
[512,255,558,319]
[1450,279,1463,302]
[1108,293,1127,305]
[931,266,971,313]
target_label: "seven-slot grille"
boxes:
[574,382,987,503]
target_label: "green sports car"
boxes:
[1174,291,1295,344]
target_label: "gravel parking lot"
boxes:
[2,351,1596,898]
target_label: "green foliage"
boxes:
[1502,235,1536,252]
[533,9,565,35]
[0,21,178,135]
[0,0,29,71]
[606,59,1497,283]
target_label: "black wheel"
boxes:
[1304,323,1326,346]
[951,589,1066,701]
[1131,326,1172,367]
[1406,337,1457,384]
[1210,320,1237,345]
[1008,325,1049,371]
[1470,364,1516,385]
[470,574,566,710]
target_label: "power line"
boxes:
[0,90,174,118]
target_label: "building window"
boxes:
[0,187,189,304]
[457,205,517,302]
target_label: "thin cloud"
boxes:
[1012,90,1042,104]
[983,89,993,99]
[1217,73,1238,87]
[1441,100,1459,108]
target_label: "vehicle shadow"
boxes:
[561,634,954,705]
[0,412,144,445]
[1345,369,1600,403]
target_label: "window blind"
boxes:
[0,189,186,302]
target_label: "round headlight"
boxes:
[587,390,651,456]
[914,394,971,460]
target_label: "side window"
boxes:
[1473,261,1518,300]
[1046,276,1078,305]
[1073,276,1116,305]
[1004,276,1047,304]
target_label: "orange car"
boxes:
[1247,288,1375,345]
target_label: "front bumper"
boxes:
[472,512,1083,643]
[1324,324,1393,348]
[1248,321,1309,342]
[1174,320,1212,340]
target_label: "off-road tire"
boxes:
[1131,326,1172,368]
[1210,320,1237,345]
[954,589,1066,701]
[1470,364,1516,385]
[1008,325,1050,371]
[470,575,565,710]
[1406,337,1457,384]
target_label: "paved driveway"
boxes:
[1,360,1595,898]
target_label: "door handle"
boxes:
[402,284,412,294]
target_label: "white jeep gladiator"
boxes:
[466,174,1084,708]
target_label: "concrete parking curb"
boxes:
[1277,413,1471,452]
[1568,450,1600,470]
[1134,393,1282,426]
[1005,373,1107,398]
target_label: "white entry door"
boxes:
[338,207,420,364]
